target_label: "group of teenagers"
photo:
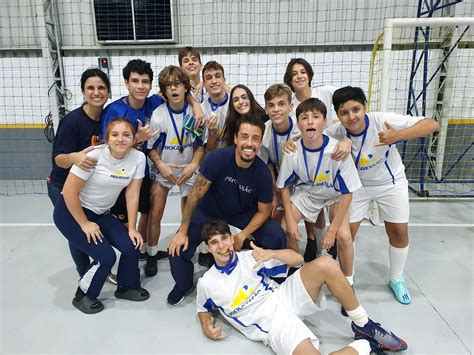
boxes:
[48,47,439,355]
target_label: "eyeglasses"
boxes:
[164,80,184,89]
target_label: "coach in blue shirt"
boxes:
[166,116,287,305]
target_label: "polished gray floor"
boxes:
[1,195,472,354]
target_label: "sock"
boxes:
[389,244,409,279]
[346,305,369,327]
[139,243,147,253]
[346,274,354,286]
[199,242,209,254]
[147,244,160,257]
[347,339,371,355]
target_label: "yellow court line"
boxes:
[1,119,473,129]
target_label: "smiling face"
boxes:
[265,94,293,130]
[125,72,152,105]
[232,87,251,115]
[297,109,326,146]
[181,54,202,80]
[336,100,367,135]
[203,68,226,100]
[82,76,109,109]
[234,122,263,166]
[290,63,310,93]
[206,233,235,267]
[107,120,135,158]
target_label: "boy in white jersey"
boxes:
[276,98,361,312]
[197,220,407,354]
[328,86,439,304]
[283,58,338,126]
[201,60,229,151]
[146,66,206,277]
[178,47,206,103]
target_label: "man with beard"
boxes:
[166,116,287,305]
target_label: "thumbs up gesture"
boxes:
[375,121,400,146]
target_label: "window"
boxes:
[93,0,175,43]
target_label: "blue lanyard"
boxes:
[272,117,293,164]
[302,137,326,184]
[167,102,188,153]
[208,93,229,112]
[347,115,369,168]
[199,87,205,103]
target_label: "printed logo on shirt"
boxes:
[110,169,130,180]
[228,284,264,316]
[224,176,254,194]
[163,136,194,151]
[358,153,382,171]
[231,284,254,309]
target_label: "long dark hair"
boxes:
[222,84,267,147]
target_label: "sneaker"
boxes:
[105,273,118,285]
[144,254,158,277]
[303,238,317,262]
[351,319,408,352]
[156,250,169,260]
[388,277,412,304]
[354,335,385,353]
[198,252,215,268]
[114,287,150,302]
[139,251,148,261]
[167,284,195,306]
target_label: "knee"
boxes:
[98,249,117,269]
[311,255,337,275]
[336,229,352,247]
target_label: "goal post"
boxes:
[372,17,474,198]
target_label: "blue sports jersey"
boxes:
[101,94,165,136]
[101,94,165,176]
[50,106,101,189]
[198,147,273,218]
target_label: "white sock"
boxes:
[139,243,147,253]
[348,339,371,355]
[147,244,160,257]
[346,305,369,327]
[199,242,209,254]
[346,274,354,286]
[389,244,409,279]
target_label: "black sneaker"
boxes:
[144,254,158,277]
[198,252,215,268]
[167,284,195,306]
[139,251,148,261]
[303,239,317,262]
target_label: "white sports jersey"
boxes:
[147,102,202,177]
[70,146,145,214]
[292,85,338,125]
[325,112,424,186]
[196,251,288,344]
[201,93,230,149]
[191,85,208,104]
[258,116,300,173]
[276,135,361,201]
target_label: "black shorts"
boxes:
[110,175,152,224]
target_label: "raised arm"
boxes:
[250,241,303,269]
[376,118,439,146]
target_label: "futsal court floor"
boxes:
[0,193,472,355]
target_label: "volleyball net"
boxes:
[0,0,472,197]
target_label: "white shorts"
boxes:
[291,188,337,223]
[149,166,196,197]
[267,269,327,355]
[350,179,409,223]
